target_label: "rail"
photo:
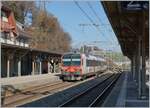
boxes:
[89,73,121,107]
[3,82,73,107]
[59,73,120,107]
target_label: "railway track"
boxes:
[3,73,102,107]
[59,73,121,107]
[3,81,73,107]
[4,81,63,98]
[2,71,117,107]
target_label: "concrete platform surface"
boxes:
[1,73,61,90]
[102,71,149,107]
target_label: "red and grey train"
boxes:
[61,53,107,81]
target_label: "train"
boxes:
[60,53,108,81]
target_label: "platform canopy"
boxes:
[101,1,149,59]
[1,43,62,57]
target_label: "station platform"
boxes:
[1,73,61,90]
[102,71,149,107]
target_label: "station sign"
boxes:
[121,1,149,11]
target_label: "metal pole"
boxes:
[137,37,141,97]
[32,61,35,75]
[131,57,133,79]
[39,61,42,74]
[7,57,10,77]
[135,43,140,84]
[18,57,21,76]
[108,50,111,70]
[48,61,51,73]
[133,55,136,81]
[140,11,146,99]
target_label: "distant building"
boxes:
[79,45,106,59]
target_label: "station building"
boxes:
[1,4,62,85]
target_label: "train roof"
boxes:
[63,53,106,62]
[63,52,81,55]
[85,54,106,62]
[97,57,106,62]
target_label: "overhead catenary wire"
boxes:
[74,1,122,56]
[87,2,104,25]
[74,1,96,26]
[62,22,93,48]
[86,1,117,44]
[74,1,114,44]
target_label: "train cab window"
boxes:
[63,61,71,66]
[71,54,80,59]
[62,54,81,66]
[63,54,71,59]
[71,60,80,66]
[71,54,81,66]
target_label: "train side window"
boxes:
[86,59,88,66]
[88,60,90,66]
[91,60,93,66]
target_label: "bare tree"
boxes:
[2,1,72,52]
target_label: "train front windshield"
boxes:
[62,54,81,66]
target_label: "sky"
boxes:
[39,1,122,52]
